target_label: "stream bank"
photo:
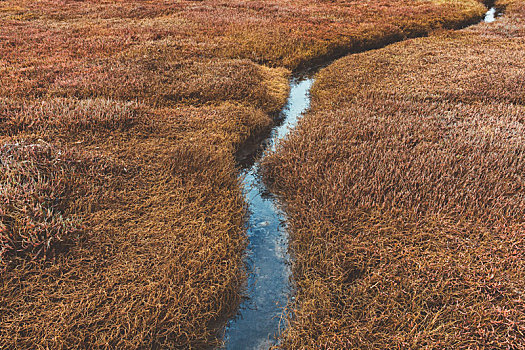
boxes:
[223,4,502,349]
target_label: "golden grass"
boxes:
[264,1,525,348]
[217,0,487,69]
[0,0,494,347]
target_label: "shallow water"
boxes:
[484,7,498,23]
[222,77,314,350]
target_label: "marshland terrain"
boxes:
[0,0,523,349]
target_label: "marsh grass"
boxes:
[0,141,125,266]
[264,1,525,348]
[0,0,495,347]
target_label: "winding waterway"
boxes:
[223,77,313,349]
[222,5,500,349]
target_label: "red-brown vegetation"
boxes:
[0,0,494,347]
[264,1,525,348]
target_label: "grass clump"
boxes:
[0,141,80,264]
[217,0,487,69]
[264,2,525,348]
[0,140,124,266]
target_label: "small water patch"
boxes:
[484,7,500,23]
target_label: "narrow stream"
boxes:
[222,5,500,349]
[223,77,314,349]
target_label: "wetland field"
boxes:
[0,0,523,348]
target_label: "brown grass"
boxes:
[0,140,126,265]
[0,0,495,347]
[0,97,140,135]
[264,1,525,348]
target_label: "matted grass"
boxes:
[264,1,525,348]
[0,0,494,347]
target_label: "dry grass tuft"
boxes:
[0,141,81,264]
[0,140,125,266]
